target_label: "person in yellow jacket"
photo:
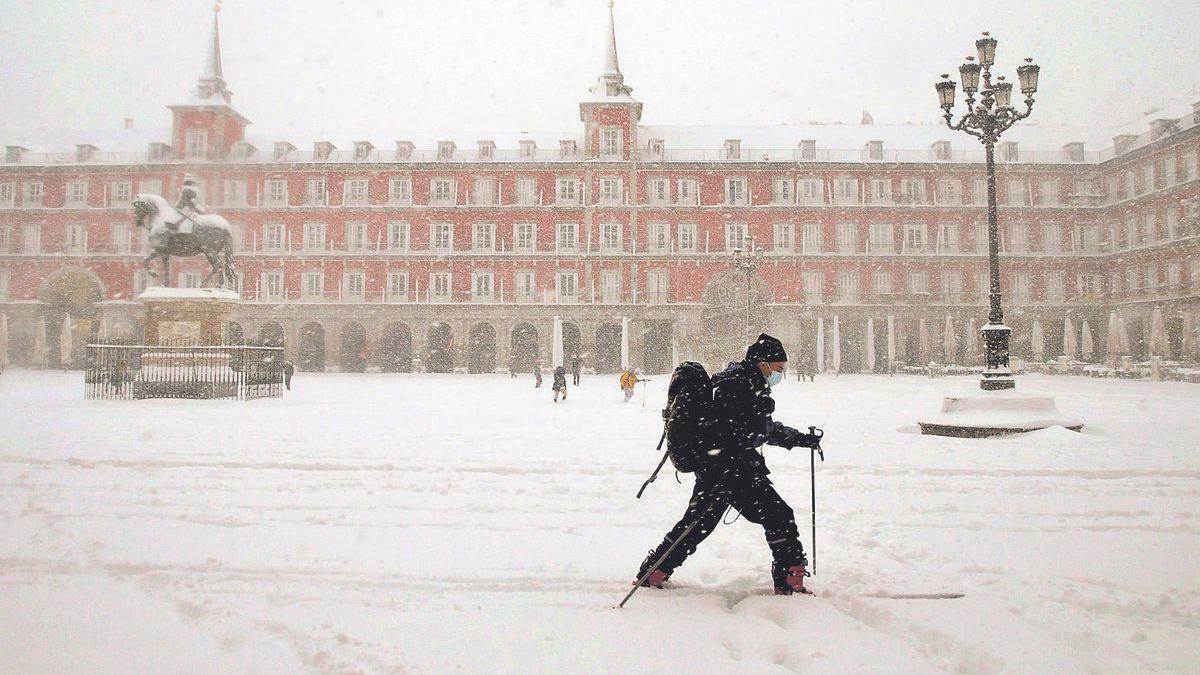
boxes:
[619,367,640,402]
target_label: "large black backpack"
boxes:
[662,361,725,473]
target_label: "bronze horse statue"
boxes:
[132,193,237,291]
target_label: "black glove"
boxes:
[792,432,823,449]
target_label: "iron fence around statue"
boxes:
[85,340,285,400]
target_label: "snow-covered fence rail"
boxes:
[84,341,285,400]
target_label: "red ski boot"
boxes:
[634,569,670,589]
[773,565,812,595]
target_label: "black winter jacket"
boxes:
[709,360,798,476]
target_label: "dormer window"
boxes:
[724,139,741,160]
[999,141,1019,162]
[437,141,456,161]
[1112,134,1137,156]
[478,140,496,161]
[353,141,374,161]
[5,146,28,164]
[395,141,415,161]
[865,140,884,161]
[231,142,256,160]
[1063,142,1085,163]
[314,141,336,161]
[931,141,952,161]
[519,140,537,159]
[646,139,664,159]
[273,142,296,161]
[560,140,578,159]
[75,144,98,163]
[799,140,817,160]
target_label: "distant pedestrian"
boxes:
[571,354,584,386]
[283,360,295,390]
[534,361,543,388]
[620,367,640,402]
[508,355,517,378]
[553,365,568,402]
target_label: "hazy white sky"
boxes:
[1,0,1198,141]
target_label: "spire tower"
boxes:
[167,1,249,160]
[580,1,641,159]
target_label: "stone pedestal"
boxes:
[139,287,240,344]
[918,388,1082,437]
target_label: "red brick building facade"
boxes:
[2,8,1198,373]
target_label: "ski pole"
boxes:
[636,429,669,499]
[808,426,824,575]
[618,515,704,609]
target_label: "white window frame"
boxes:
[515,271,536,301]
[773,222,795,252]
[600,270,622,304]
[223,178,247,207]
[872,270,892,295]
[22,223,40,253]
[0,269,9,300]
[801,223,822,254]
[837,270,859,303]
[111,222,131,254]
[676,178,698,206]
[24,181,44,207]
[387,221,409,252]
[473,222,495,252]
[0,224,12,253]
[772,177,794,204]
[1046,272,1065,302]
[903,222,926,254]
[303,221,327,252]
[514,223,537,253]
[833,178,859,204]
[66,180,88,207]
[678,223,698,253]
[555,178,580,205]
[556,222,579,252]
[343,177,369,206]
[802,271,823,303]
[556,271,579,303]
[302,270,325,300]
[429,272,452,301]
[471,176,496,206]
[942,270,963,302]
[386,271,410,301]
[263,222,285,252]
[599,177,623,205]
[345,221,368,252]
[725,222,747,251]
[836,222,857,254]
[260,271,285,302]
[1042,223,1061,254]
[342,271,366,301]
[600,127,624,157]
[431,178,457,206]
[908,271,929,295]
[869,223,893,253]
[185,129,208,160]
[109,180,133,207]
[1011,272,1031,303]
[388,176,412,205]
[472,271,495,301]
[304,177,328,206]
[264,178,288,206]
[797,178,822,205]
[937,222,959,253]
[646,269,669,304]
[600,222,623,253]
[1008,223,1028,254]
[431,223,453,253]
[515,177,538,206]
[648,222,670,254]
[64,222,87,254]
[724,177,747,206]
[648,178,670,205]
[0,182,15,208]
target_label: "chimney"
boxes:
[724,139,741,160]
[76,144,98,163]
[1062,142,1085,163]
[865,140,883,160]
[477,140,496,160]
[123,117,135,130]
[231,141,257,160]
[147,142,171,162]
[437,141,456,160]
[394,140,415,160]
[998,141,1019,162]
[273,141,296,160]
[6,145,29,163]
[1112,134,1138,156]
[799,139,817,160]
[931,140,952,161]
[559,139,578,158]
[518,139,537,158]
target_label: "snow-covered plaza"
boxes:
[1,370,1197,673]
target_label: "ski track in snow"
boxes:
[1,371,1198,674]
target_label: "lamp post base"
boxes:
[980,373,1015,391]
[918,389,1082,438]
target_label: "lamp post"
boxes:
[731,235,763,345]
[936,32,1039,391]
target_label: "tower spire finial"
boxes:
[590,0,634,100]
[196,1,231,104]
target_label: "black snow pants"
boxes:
[639,466,806,579]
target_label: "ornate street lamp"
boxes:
[731,235,763,345]
[936,32,1039,391]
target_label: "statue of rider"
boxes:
[168,173,206,232]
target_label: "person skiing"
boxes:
[619,367,639,402]
[168,173,205,232]
[552,365,568,402]
[571,353,584,386]
[633,334,823,595]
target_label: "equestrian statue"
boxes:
[132,174,238,291]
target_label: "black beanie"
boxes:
[746,333,788,363]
